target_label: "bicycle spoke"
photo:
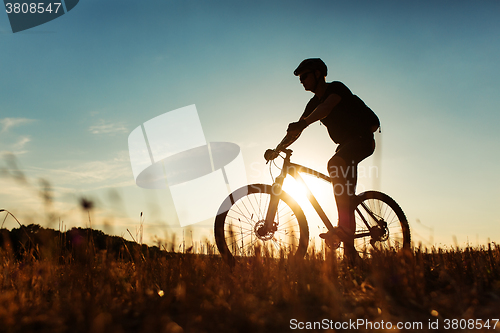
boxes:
[258,192,269,221]
[229,204,255,227]
[226,213,255,227]
[224,225,253,235]
[277,216,298,228]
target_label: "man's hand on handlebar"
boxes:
[264,149,280,162]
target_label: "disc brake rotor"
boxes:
[254,220,277,241]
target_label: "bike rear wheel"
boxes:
[214,184,309,266]
[352,191,410,254]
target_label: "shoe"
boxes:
[319,226,349,250]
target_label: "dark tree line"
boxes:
[0,224,163,262]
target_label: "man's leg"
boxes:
[323,137,375,261]
[327,153,362,264]
[328,155,359,264]
[327,155,356,236]
[329,137,375,233]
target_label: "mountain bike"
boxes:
[214,142,410,266]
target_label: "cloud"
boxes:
[0,135,32,156]
[0,150,136,231]
[28,151,134,191]
[89,120,128,135]
[13,136,31,151]
[0,118,36,133]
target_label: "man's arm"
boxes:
[287,93,341,135]
[302,93,341,125]
[275,94,341,152]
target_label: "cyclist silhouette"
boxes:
[269,58,379,261]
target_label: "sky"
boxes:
[0,0,499,249]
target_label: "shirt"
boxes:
[300,81,376,145]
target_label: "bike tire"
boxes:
[352,191,411,254]
[214,184,309,266]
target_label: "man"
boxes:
[268,58,379,260]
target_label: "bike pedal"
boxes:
[320,232,342,250]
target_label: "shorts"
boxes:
[334,135,375,165]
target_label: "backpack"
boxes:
[350,95,380,133]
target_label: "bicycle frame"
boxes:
[263,149,384,240]
[263,149,335,234]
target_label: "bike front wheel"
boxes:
[353,191,411,254]
[214,184,309,266]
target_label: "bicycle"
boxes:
[214,139,411,266]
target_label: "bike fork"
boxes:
[260,175,285,236]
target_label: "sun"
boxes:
[281,173,337,236]
[282,173,331,205]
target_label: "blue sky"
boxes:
[1,0,499,247]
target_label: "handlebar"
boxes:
[264,146,293,163]
[280,148,293,158]
[264,132,299,163]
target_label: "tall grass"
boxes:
[0,226,499,332]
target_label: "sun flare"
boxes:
[281,174,337,237]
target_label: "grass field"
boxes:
[0,225,499,333]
